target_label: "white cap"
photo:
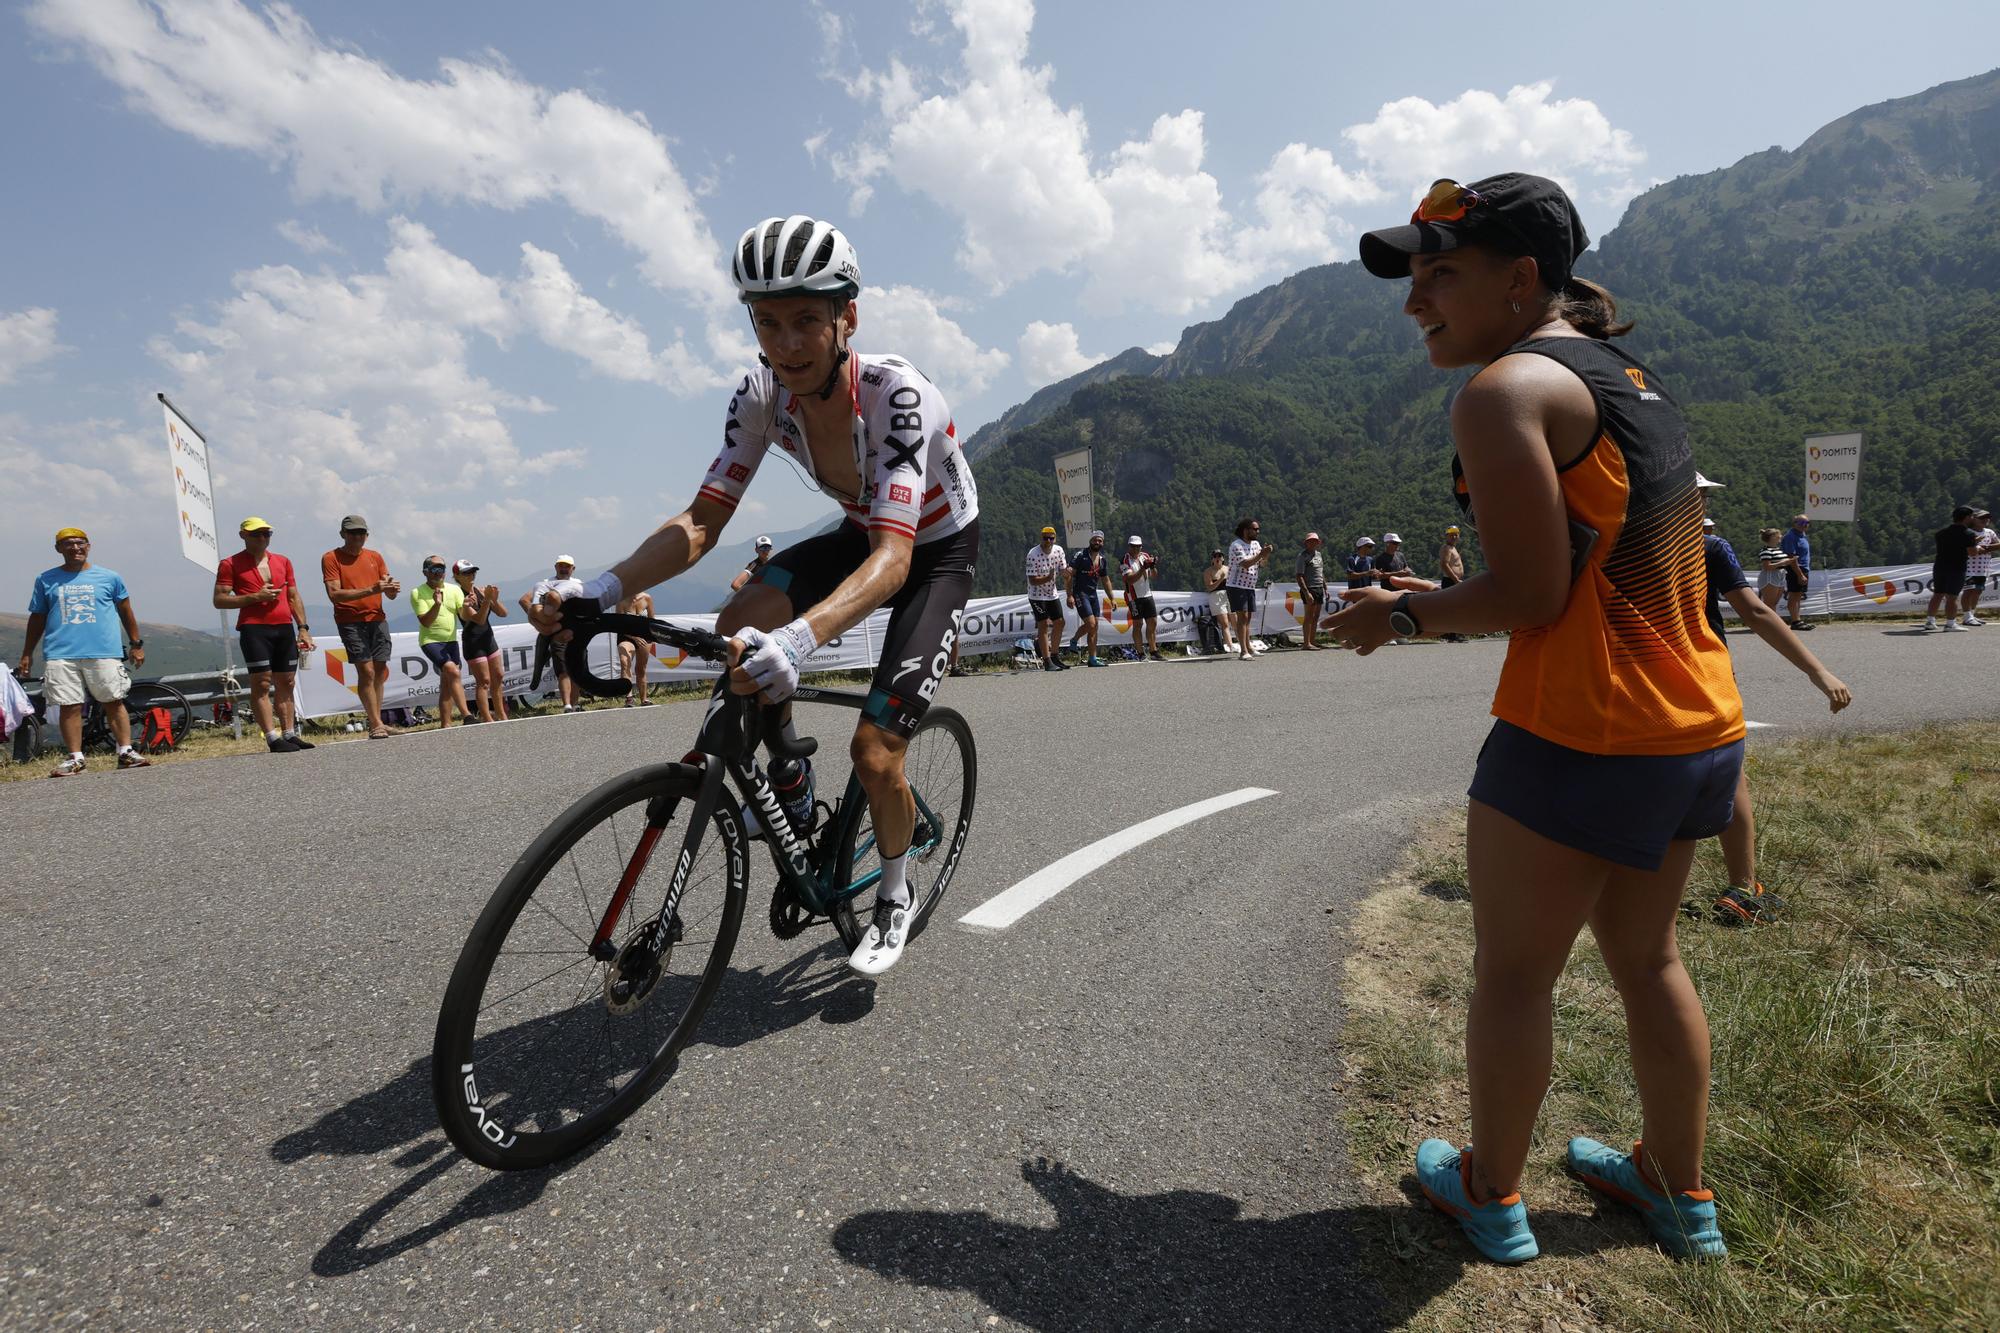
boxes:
[755,534,774,549]
[1694,471,1725,489]
[1356,535,1376,547]
[451,558,478,574]
[1701,517,1716,529]
[1127,534,1143,545]
[1383,532,1402,543]
[554,554,576,566]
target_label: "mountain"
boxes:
[964,68,2000,597]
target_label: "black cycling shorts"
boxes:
[753,518,980,738]
[1130,594,1158,619]
[238,623,299,676]
[1030,597,1064,623]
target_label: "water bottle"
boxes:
[770,756,816,836]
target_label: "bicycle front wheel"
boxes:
[432,763,747,1170]
[833,706,977,951]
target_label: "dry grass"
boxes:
[1341,722,2000,1332]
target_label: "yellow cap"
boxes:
[1445,526,1460,535]
[54,526,88,542]
[1040,526,1056,536]
[240,516,273,533]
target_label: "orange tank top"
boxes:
[1454,336,1744,756]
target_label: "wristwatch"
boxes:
[1388,593,1422,639]
[128,638,145,649]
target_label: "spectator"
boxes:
[1069,531,1113,668]
[1346,172,1745,1262]
[1375,532,1412,586]
[453,559,508,724]
[1225,518,1273,661]
[322,515,399,740]
[618,589,657,704]
[1122,535,1164,662]
[731,535,776,593]
[521,556,585,712]
[1202,548,1236,655]
[1343,536,1377,599]
[1295,532,1328,649]
[1699,487,1850,924]
[1753,527,1794,613]
[16,527,150,776]
[1025,526,1069,671]
[215,517,315,754]
[1437,525,1468,642]
[1924,505,1982,633]
[1780,514,1813,629]
[413,555,471,727]
[1959,507,1995,627]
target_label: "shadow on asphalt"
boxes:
[833,1158,1464,1332]
[274,937,872,1276]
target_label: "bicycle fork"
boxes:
[587,758,720,961]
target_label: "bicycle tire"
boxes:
[123,681,193,753]
[432,762,747,1170]
[6,713,44,765]
[831,706,977,952]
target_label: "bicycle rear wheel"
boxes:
[123,681,192,752]
[432,763,747,1170]
[832,706,977,951]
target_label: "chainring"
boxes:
[768,881,826,940]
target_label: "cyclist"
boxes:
[535,215,979,977]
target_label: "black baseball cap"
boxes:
[1359,173,1589,290]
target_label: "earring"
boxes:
[1510,301,1521,313]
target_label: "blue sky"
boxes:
[7,0,1998,627]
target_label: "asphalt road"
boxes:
[2,623,1994,1331]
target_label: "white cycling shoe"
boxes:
[848,896,914,976]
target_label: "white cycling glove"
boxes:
[735,618,819,702]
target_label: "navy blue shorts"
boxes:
[1225,587,1255,614]
[421,640,463,671]
[1074,589,1102,619]
[1467,720,1743,871]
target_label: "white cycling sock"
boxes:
[878,852,911,909]
[265,729,282,741]
[69,751,84,762]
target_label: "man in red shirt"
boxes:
[215,517,316,752]
[320,514,399,739]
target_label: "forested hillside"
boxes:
[966,69,2000,595]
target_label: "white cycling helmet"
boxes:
[732,215,860,303]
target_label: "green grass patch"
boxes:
[1340,721,2000,1332]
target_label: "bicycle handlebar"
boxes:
[561,612,731,698]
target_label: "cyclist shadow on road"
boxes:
[833,1157,1461,1332]
[276,938,873,1276]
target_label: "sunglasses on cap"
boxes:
[423,562,446,574]
[1413,179,1484,224]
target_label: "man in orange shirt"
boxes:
[321,515,400,739]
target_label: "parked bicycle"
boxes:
[432,613,977,1170]
[4,672,193,765]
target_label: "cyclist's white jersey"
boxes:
[696,352,978,545]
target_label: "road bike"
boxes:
[432,613,977,1170]
[5,672,193,765]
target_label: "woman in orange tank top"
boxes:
[1326,174,1741,1264]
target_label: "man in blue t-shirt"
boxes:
[1779,514,1813,630]
[1066,530,1112,667]
[16,527,150,776]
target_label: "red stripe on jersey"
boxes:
[870,518,917,539]
[945,420,956,438]
[916,506,950,531]
[922,484,943,502]
[697,486,739,510]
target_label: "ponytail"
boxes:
[1549,276,1633,339]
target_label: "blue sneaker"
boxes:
[1565,1137,1727,1259]
[1414,1139,1539,1264]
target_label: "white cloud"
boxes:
[385,218,518,342]
[1145,339,1178,357]
[26,0,734,317]
[854,285,1010,398]
[1016,320,1102,388]
[1341,81,1646,209]
[276,219,338,255]
[0,307,70,384]
[513,243,730,394]
[829,5,1647,306]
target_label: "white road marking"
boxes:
[958,786,1279,931]
[1745,720,1774,729]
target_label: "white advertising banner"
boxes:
[292,564,1940,719]
[1804,432,1863,523]
[1053,447,1093,552]
[161,396,220,572]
